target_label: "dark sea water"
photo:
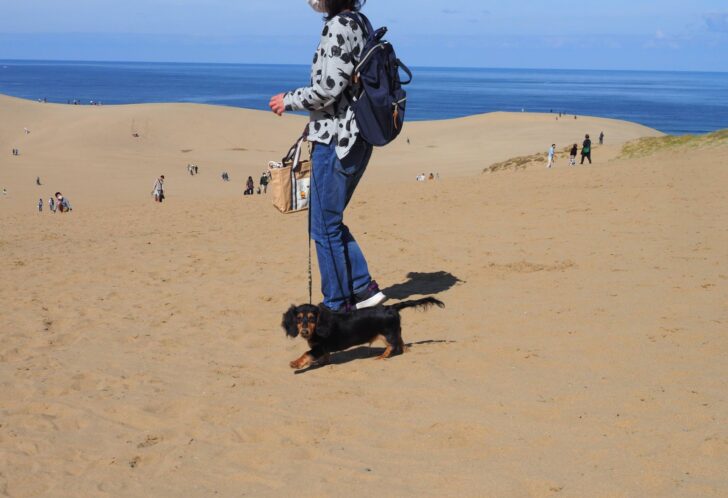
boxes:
[1,60,727,135]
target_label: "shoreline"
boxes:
[2,62,727,135]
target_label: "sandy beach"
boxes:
[1,94,727,497]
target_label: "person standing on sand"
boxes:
[260,172,269,194]
[268,0,387,312]
[547,144,556,168]
[55,192,66,212]
[49,196,56,213]
[38,198,43,212]
[152,175,165,203]
[599,131,605,145]
[569,143,578,166]
[581,135,592,164]
[244,176,255,196]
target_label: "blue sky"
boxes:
[1,0,727,71]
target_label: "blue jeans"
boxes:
[310,140,374,310]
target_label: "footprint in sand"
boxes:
[137,435,162,448]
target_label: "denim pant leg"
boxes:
[310,141,373,310]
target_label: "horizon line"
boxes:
[1,57,727,75]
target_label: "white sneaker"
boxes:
[355,281,388,309]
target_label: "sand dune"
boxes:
[1,95,727,497]
[0,94,660,210]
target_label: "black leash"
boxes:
[308,173,313,306]
[306,140,314,306]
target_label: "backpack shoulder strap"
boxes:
[340,12,372,39]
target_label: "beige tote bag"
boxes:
[269,138,311,214]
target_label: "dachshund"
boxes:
[281,298,445,370]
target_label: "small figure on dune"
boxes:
[581,135,592,164]
[36,176,41,186]
[599,131,605,145]
[259,172,269,194]
[152,176,165,203]
[569,143,578,166]
[55,192,72,212]
[547,144,556,169]
[49,196,56,213]
[38,198,43,212]
[244,176,255,196]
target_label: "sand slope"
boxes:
[0,94,660,210]
[1,95,727,497]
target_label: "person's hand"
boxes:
[269,93,286,116]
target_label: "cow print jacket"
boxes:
[284,14,365,159]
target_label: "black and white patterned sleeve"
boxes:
[284,17,359,112]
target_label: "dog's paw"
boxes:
[290,354,313,370]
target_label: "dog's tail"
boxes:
[391,297,445,312]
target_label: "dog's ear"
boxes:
[312,307,330,337]
[282,305,299,338]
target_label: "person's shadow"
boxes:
[382,271,464,300]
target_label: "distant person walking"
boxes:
[38,198,43,212]
[49,196,56,213]
[547,144,556,168]
[244,176,255,196]
[599,131,605,145]
[55,192,71,213]
[36,176,41,186]
[569,144,578,166]
[581,135,592,164]
[152,175,165,203]
[259,172,269,194]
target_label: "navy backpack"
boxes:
[343,12,412,147]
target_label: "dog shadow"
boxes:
[382,271,464,300]
[293,340,456,374]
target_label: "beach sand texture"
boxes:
[1,95,727,497]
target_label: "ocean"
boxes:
[1,60,727,135]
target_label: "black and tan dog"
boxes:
[282,298,445,370]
